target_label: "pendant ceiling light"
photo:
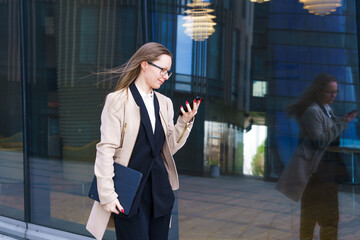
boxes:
[183,0,216,41]
[299,0,342,16]
[250,0,270,3]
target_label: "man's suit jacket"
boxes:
[86,88,193,239]
[276,103,347,202]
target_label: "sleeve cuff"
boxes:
[177,116,195,131]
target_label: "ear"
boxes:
[140,61,147,71]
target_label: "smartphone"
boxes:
[178,96,204,116]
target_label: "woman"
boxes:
[86,42,201,240]
[276,73,357,240]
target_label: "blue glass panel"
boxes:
[207,25,221,79]
[269,14,281,29]
[176,15,192,75]
[303,64,313,80]
[269,13,354,33]
[274,62,288,78]
[319,48,329,64]
[298,64,306,80]
[337,83,345,102]
[286,45,297,62]
[276,79,289,96]
[342,119,359,139]
[276,111,289,134]
[344,84,357,102]
[334,66,347,83]
[275,111,298,166]
[273,45,286,61]
[310,47,320,64]
[175,83,192,92]
[80,8,98,64]
[345,66,355,84]
[151,12,158,41]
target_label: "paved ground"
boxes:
[1,173,360,239]
[177,175,360,240]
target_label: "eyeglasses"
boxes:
[322,90,339,95]
[147,62,172,78]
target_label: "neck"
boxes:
[316,100,328,107]
[134,77,152,94]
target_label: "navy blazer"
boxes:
[118,83,174,218]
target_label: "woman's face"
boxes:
[319,81,338,105]
[143,54,172,90]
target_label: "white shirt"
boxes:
[323,104,332,118]
[136,86,156,133]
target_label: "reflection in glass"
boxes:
[243,125,267,176]
[22,0,138,238]
[0,0,24,221]
[204,121,243,176]
[252,81,267,97]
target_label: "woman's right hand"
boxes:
[102,198,124,214]
[342,110,358,123]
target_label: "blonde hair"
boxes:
[107,42,172,91]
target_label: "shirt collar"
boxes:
[323,104,331,112]
[323,104,333,118]
[136,85,153,98]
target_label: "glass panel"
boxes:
[243,125,267,176]
[204,121,243,176]
[250,0,360,239]
[24,1,138,238]
[259,0,360,179]
[252,81,267,97]
[175,14,192,92]
[2,0,360,239]
[0,0,24,221]
[176,15,192,75]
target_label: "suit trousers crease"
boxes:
[113,172,171,240]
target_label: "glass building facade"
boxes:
[251,0,360,180]
[0,0,360,239]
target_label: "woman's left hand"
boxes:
[342,110,358,123]
[180,98,202,123]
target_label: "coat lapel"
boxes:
[155,92,169,137]
[121,89,140,166]
[129,83,156,156]
[154,94,165,154]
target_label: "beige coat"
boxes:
[276,103,347,201]
[86,88,193,239]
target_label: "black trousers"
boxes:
[300,175,339,240]
[113,176,171,240]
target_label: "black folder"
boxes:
[88,162,143,215]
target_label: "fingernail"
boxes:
[199,99,202,103]
[181,106,183,109]
[121,209,124,213]
[186,101,189,105]
[193,99,196,103]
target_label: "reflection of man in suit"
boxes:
[276,73,357,240]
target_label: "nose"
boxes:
[163,74,169,80]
